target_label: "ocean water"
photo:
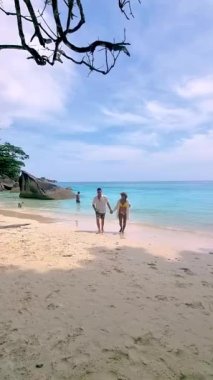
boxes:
[0,181,213,232]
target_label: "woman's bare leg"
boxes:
[118,214,123,232]
[122,215,127,233]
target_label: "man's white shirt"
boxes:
[92,195,108,213]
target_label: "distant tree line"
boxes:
[0,142,29,180]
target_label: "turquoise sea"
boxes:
[0,181,213,232]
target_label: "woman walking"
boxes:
[113,192,131,233]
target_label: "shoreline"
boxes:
[1,182,213,234]
[0,207,212,260]
[1,206,213,235]
[0,208,56,223]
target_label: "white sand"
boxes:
[0,210,213,380]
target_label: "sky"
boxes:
[0,0,213,181]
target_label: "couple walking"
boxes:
[92,187,130,234]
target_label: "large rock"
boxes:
[10,182,20,193]
[39,177,57,183]
[19,171,75,200]
[0,175,15,191]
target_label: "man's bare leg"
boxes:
[96,217,101,233]
[101,216,105,233]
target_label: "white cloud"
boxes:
[145,100,207,131]
[102,108,148,126]
[0,3,77,129]
[0,116,13,129]
[114,130,159,147]
[102,97,208,134]
[153,131,213,164]
[23,131,213,181]
[49,140,143,162]
[199,99,213,113]
[176,76,213,98]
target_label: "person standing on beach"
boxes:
[92,188,113,233]
[113,192,131,233]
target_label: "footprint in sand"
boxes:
[147,262,158,270]
[170,348,184,357]
[132,331,156,346]
[175,281,192,288]
[101,270,111,276]
[201,281,213,288]
[155,295,168,301]
[179,267,194,275]
[81,373,118,380]
[179,372,206,380]
[184,301,204,310]
[47,303,59,310]
[113,266,124,274]
[23,292,32,302]
[46,289,60,300]
[71,327,84,338]
[102,347,130,362]
[88,285,97,292]
[174,273,185,278]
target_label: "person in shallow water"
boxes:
[92,187,113,233]
[113,192,131,233]
[76,191,80,203]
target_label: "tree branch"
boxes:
[23,0,46,46]
[0,0,141,74]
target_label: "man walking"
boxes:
[92,187,113,233]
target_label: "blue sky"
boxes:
[1,0,213,181]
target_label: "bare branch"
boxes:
[0,44,25,51]
[14,0,26,46]
[66,0,85,34]
[0,6,31,21]
[119,0,141,20]
[0,0,141,74]
[23,0,46,46]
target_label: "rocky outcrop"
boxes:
[19,171,75,200]
[39,177,57,183]
[0,175,15,191]
[10,183,20,193]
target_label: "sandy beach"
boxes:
[0,209,213,380]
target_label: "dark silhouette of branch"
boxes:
[0,0,141,74]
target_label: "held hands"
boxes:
[110,210,113,214]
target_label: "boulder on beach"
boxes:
[39,177,57,183]
[10,182,20,193]
[0,175,15,191]
[19,171,75,200]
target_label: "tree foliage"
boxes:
[0,142,29,180]
[0,0,141,74]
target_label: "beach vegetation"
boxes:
[0,142,29,180]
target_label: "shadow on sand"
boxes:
[0,241,213,380]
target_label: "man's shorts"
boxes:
[96,212,105,219]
